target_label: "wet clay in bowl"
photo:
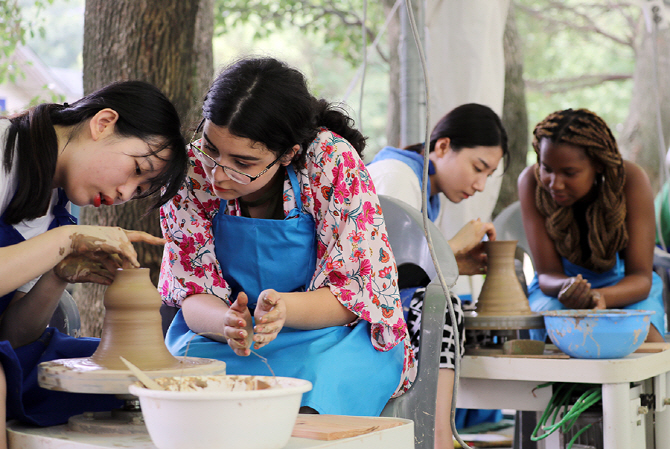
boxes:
[129,374,312,449]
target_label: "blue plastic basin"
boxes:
[541,309,654,359]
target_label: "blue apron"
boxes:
[369,146,440,221]
[0,189,122,426]
[528,254,666,341]
[166,166,404,416]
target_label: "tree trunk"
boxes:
[74,0,213,337]
[495,2,528,219]
[618,18,670,192]
[383,0,401,149]
[188,0,215,127]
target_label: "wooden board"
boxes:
[634,342,670,353]
[483,342,670,359]
[292,414,407,440]
[456,433,514,448]
[490,353,570,359]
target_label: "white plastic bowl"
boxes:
[128,375,312,449]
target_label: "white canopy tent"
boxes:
[413,0,511,297]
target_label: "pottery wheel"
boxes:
[38,356,227,395]
[463,311,545,330]
[38,356,227,435]
[34,269,232,435]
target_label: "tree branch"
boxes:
[220,0,388,63]
[525,73,632,93]
[517,2,634,48]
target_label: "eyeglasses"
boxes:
[189,119,286,185]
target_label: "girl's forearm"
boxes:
[181,294,232,342]
[0,226,72,297]
[182,288,357,335]
[537,272,571,297]
[0,270,68,347]
[282,287,357,329]
[594,274,652,308]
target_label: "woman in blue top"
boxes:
[519,108,666,343]
[0,80,188,443]
[367,103,508,449]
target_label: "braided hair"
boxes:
[532,108,627,272]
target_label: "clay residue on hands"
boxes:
[54,263,93,280]
[118,255,135,270]
[69,232,138,268]
[558,276,581,298]
[590,291,606,309]
[557,274,596,309]
[54,255,116,284]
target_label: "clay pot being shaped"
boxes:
[91,268,180,370]
[475,240,533,316]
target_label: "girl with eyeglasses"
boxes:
[159,56,416,416]
[0,80,187,440]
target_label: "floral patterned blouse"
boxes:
[159,129,416,395]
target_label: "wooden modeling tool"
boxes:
[120,356,164,391]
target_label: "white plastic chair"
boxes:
[493,201,532,263]
[48,290,81,337]
[492,201,534,294]
[378,195,458,449]
[653,247,670,336]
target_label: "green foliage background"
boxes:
[212,0,390,158]
[1,0,57,83]
[517,0,637,164]
[4,0,646,165]
[211,22,390,157]
[22,0,83,70]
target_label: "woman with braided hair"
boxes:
[518,108,666,342]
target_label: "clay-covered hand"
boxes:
[253,289,287,350]
[455,241,488,276]
[222,291,254,356]
[52,254,117,285]
[66,226,165,269]
[590,291,606,309]
[557,274,593,309]
[449,219,496,258]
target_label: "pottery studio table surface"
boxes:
[456,342,670,449]
[7,414,414,449]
